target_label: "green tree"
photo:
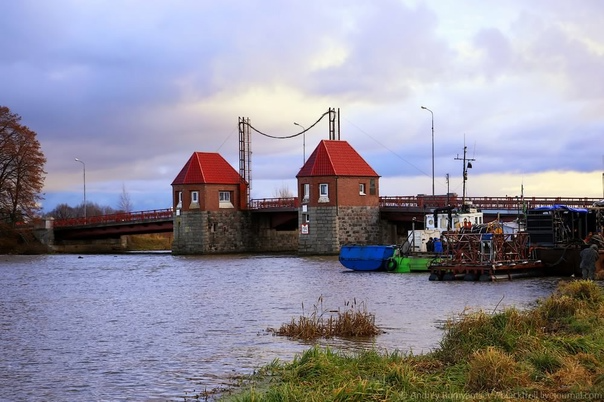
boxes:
[0,106,46,225]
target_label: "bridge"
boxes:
[51,195,601,240]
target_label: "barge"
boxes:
[429,203,604,281]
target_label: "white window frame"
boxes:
[318,183,329,203]
[176,191,182,209]
[189,190,200,209]
[303,183,310,202]
[359,183,366,195]
[219,191,234,208]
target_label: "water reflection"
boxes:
[0,254,561,400]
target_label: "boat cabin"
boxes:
[408,204,484,253]
[425,205,484,231]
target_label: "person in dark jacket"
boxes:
[426,237,434,252]
[580,244,599,280]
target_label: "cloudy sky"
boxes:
[2,0,604,213]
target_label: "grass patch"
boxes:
[125,233,172,250]
[219,280,604,401]
[267,297,382,340]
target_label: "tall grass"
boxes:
[219,280,604,401]
[267,296,382,340]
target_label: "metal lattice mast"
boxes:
[238,117,251,207]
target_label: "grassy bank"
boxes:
[125,233,172,251]
[220,280,604,401]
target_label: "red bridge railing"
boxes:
[51,196,600,228]
[53,208,174,228]
[248,197,299,209]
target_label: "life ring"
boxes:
[386,258,397,271]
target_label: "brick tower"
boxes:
[296,140,381,255]
[171,152,249,254]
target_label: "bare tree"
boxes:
[0,106,46,225]
[273,183,294,198]
[118,183,133,212]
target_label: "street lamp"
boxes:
[421,106,435,196]
[74,158,86,221]
[293,122,306,165]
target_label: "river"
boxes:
[0,253,563,401]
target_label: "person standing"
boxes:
[426,237,434,252]
[580,244,600,280]
[433,237,443,253]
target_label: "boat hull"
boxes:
[338,245,395,271]
[338,245,437,272]
[390,255,434,273]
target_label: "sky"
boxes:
[2,0,604,213]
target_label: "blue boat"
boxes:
[338,245,396,271]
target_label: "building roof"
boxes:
[296,140,380,178]
[171,152,244,185]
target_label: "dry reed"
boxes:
[267,296,382,340]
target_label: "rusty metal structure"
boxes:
[429,230,544,281]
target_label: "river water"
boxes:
[0,253,563,401]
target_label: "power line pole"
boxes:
[454,145,475,207]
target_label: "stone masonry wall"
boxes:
[298,206,339,255]
[250,213,298,253]
[172,211,207,254]
[205,210,251,253]
[172,210,251,254]
[174,206,390,255]
[337,205,381,246]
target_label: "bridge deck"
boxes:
[51,196,601,230]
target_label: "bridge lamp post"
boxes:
[293,122,306,165]
[421,106,435,196]
[74,158,86,221]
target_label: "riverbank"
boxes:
[0,227,172,254]
[219,280,604,401]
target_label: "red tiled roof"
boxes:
[296,140,379,177]
[171,152,243,185]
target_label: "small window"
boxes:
[176,191,182,209]
[318,183,329,203]
[305,214,310,223]
[303,183,310,202]
[219,191,230,202]
[189,190,200,209]
[219,191,234,208]
[359,183,366,195]
[369,179,376,195]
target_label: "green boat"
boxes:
[384,250,442,273]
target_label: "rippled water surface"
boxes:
[0,253,562,401]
